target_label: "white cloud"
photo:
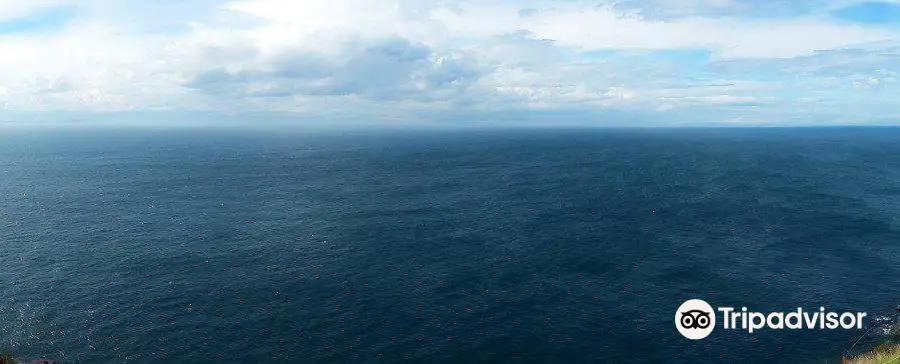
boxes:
[0,0,898,124]
[0,0,68,21]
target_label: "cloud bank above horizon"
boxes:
[1,0,899,126]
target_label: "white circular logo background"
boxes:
[675,299,715,340]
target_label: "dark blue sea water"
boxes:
[3,128,900,363]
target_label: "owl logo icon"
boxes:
[676,299,716,339]
[680,309,712,329]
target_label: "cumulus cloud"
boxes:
[186,37,482,102]
[0,0,898,124]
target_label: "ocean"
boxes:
[2,127,900,363]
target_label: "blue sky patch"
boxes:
[834,2,900,24]
[0,6,76,34]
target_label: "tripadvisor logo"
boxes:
[675,299,868,340]
[676,299,716,340]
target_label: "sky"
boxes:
[0,0,899,127]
